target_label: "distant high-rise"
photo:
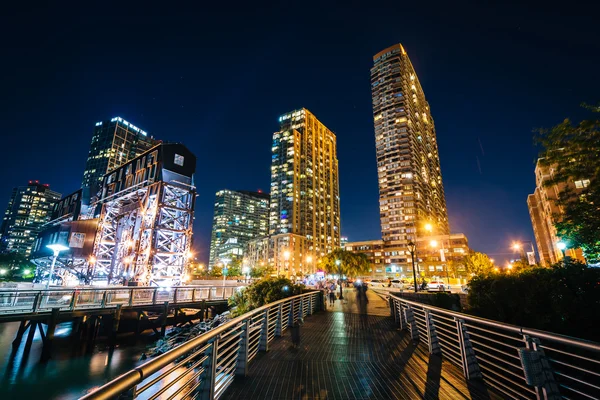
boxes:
[266,108,341,273]
[0,181,61,256]
[208,190,270,267]
[81,117,159,203]
[371,44,449,245]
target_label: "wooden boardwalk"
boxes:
[222,288,499,399]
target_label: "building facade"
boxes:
[371,44,449,246]
[345,234,469,281]
[208,190,270,267]
[246,233,309,276]
[0,181,61,257]
[527,159,585,265]
[266,108,341,274]
[82,117,159,203]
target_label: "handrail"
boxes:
[389,293,600,400]
[80,290,321,400]
[0,285,242,315]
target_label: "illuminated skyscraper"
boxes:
[208,190,270,267]
[371,44,449,246]
[81,117,159,203]
[265,108,341,274]
[0,181,61,256]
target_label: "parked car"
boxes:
[369,279,387,288]
[427,281,446,291]
[390,279,403,288]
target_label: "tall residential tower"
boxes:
[82,117,159,203]
[208,190,270,267]
[0,181,61,256]
[371,44,449,245]
[246,108,340,276]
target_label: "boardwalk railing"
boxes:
[0,286,239,315]
[390,294,600,400]
[80,290,321,400]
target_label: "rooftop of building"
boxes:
[373,43,407,61]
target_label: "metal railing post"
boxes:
[455,318,482,380]
[288,298,295,327]
[390,297,397,323]
[236,319,250,377]
[199,337,219,400]
[259,309,270,352]
[275,303,283,337]
[33,292,41,312]
[173,288,178,304]
[100,291,108,308]
[128,289,134,307]
[424,310,441,355]
[192,288,196,303]
[397,300,405,331]
[404,305,419,342]
[308,294,313,315]
[69,290,79,311]
[520,335,561,400]
[152,288,157,305]
[299,295,304,318]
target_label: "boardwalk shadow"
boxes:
[424,353,442,399]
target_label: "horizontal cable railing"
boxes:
[80,290,321,400]
[0,285,240,315]
[389,294,600,400]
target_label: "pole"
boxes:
[338,263,344,300]
[410,250,418,293]
[46,250,59,290]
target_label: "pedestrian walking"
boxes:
[328,283,336,306]
[290,317,303,350]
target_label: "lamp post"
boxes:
[407,241,418,293]
[46,244,69,289]
[219,258,231,290]
[335,259,344,299]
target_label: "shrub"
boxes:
[467,260,600,341]
[228,277,304,316]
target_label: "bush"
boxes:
[467,260,600,341]
[228,277,304,316]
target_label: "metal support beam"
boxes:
[404,306,419,342]
[259,309,270,352]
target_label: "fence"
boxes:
[80,290,321,400]
[0,286,239,315]
[389,294,600,399]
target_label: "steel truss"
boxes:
[91,180,195,286]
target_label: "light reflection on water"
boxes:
[0,321,148,400]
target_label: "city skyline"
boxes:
[1,3,599,265]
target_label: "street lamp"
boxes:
[407,241,418,293]
[335,259,344,299]
[46,243,69,289]
[219,258,231,290]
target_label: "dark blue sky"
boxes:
[1,1,599,264]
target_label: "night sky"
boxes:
[1,2,599,265]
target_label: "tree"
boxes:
[319,249,370,299]
[250,264,274,279]
[536,103,600,262]
[463,252,494,277]
[228,277,304,316]
[0,254,35,281]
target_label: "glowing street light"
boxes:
[424,223,433,233]
[512,242,522,251]
[46,243,69,289]
[429,240,438,248]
